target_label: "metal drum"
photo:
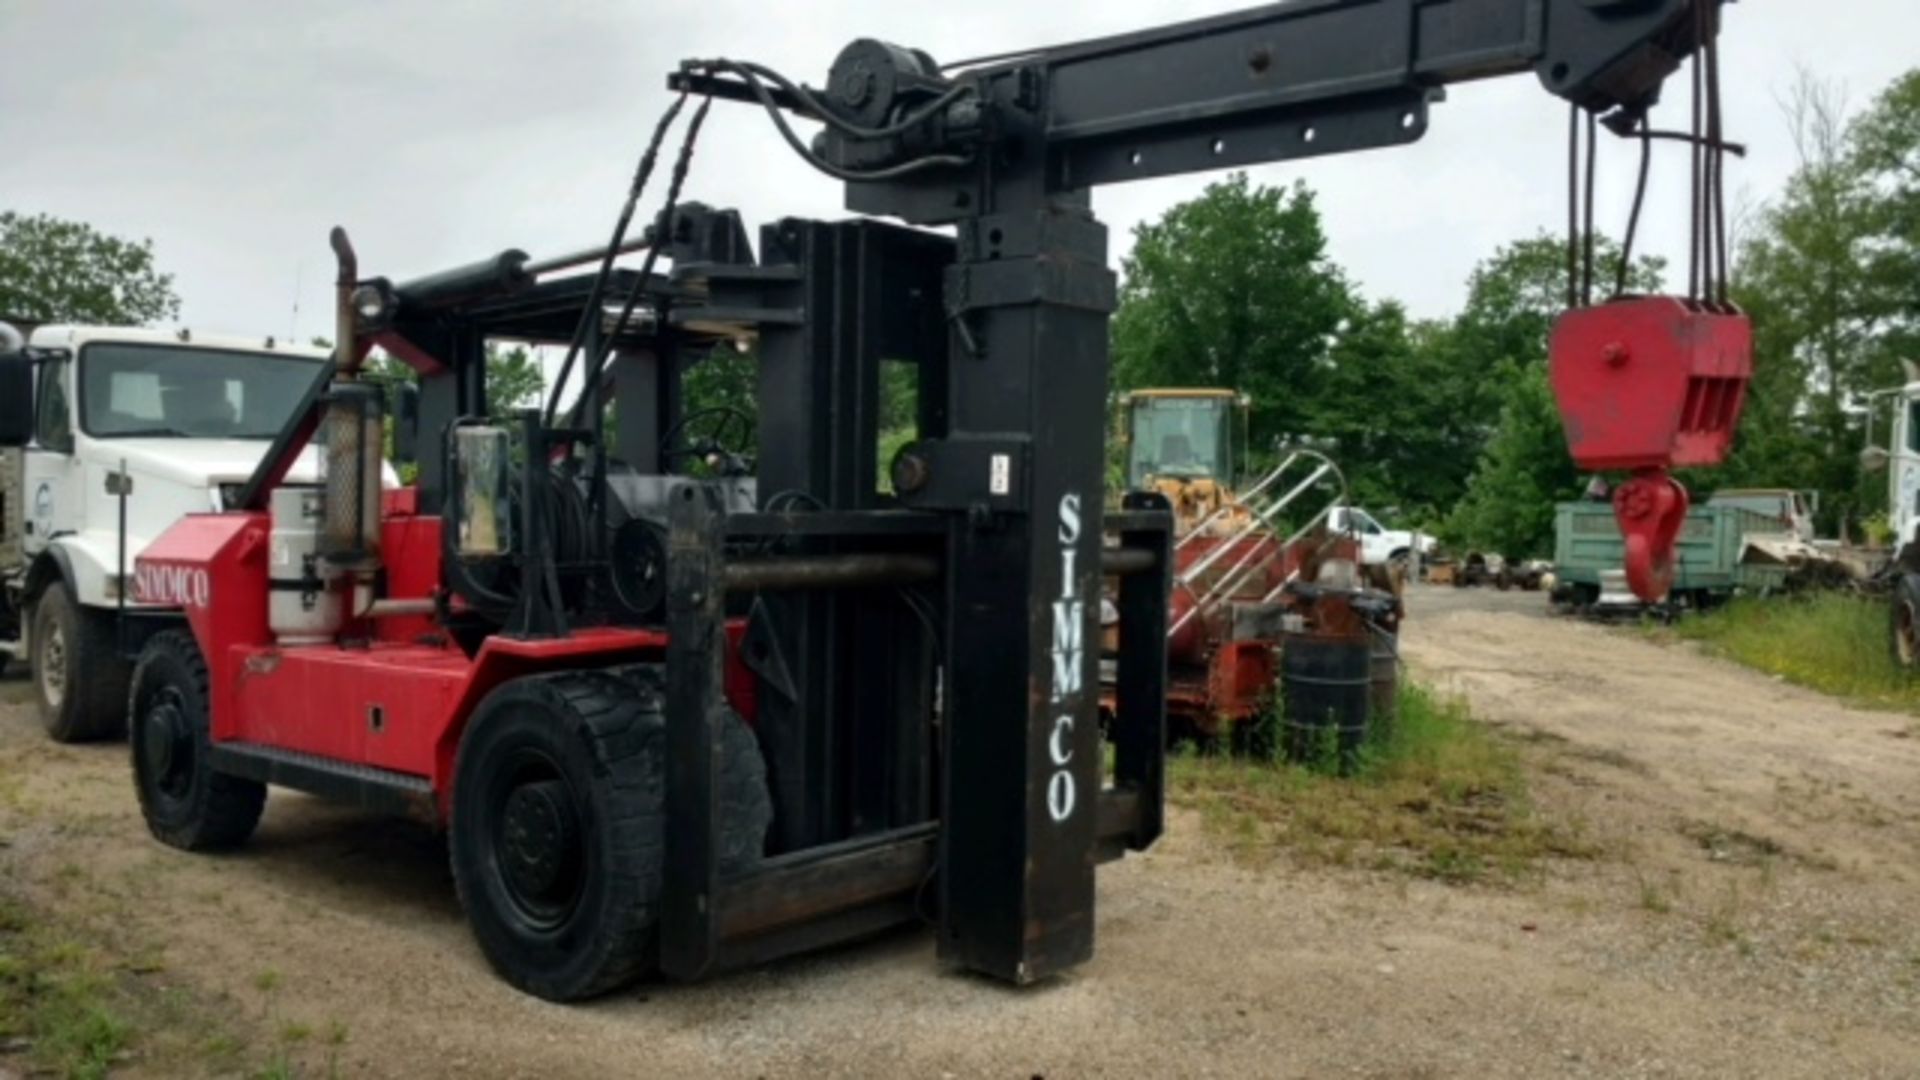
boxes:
[1280,632,1371,773]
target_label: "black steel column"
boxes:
[1113,492,1172,850]
[662,483,728,980]
[932,190,1116,983]
[749,219,949,853]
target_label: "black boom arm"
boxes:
[681,0,1718,222]
[673,0,1727,987]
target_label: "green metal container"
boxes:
[1553,500,1789,605]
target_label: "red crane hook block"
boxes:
[1549,296,1753,603]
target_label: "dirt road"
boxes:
[2,592,1917,1078]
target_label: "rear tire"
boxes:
[449,667,770,1002]
[1891,575,1920,673]
[130,631,267,850]
[32,580,132,742]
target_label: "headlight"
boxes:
[351,282,397,326]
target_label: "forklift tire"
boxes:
[32,580,133,743]
[129,631,267,851]
[449,669,770,1002]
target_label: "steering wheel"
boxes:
[662,405,755,475]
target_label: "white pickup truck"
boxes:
[1327,504,1438,570]
[0,323,334,741]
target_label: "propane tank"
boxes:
[269,486,344,645]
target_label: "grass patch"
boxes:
[1654,592,1920,713]
[0,895,131,1079]
[1168,682,1593,883]
[0,885,341,1079]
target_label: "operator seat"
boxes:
[1159,433,1195,469]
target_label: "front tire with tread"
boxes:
[130,630,267,850]
[449,667,770,1002]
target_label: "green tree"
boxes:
[483,345,544,417]
[1111,173,1353,450]
[0,211,180,325]
[1850,69,1920,365]
[1312,301,1483,518]
[1444,364,1574,558]
[1710,74,1902,533]
[358,344,544,420]
[681,343,757,421]
[1448,232,1666,373]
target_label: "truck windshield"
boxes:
[1128,397,1231,487]
[80,343,320,439]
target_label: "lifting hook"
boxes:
[1613,468,1690,604]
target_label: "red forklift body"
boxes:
[135,502,757,820]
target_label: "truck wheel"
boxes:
[129,631,267,850]
[32,581,133,742]
[1891,575,1920,672]
[450,668,770,1002]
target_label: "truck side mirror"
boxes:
[0,352,32,447]
[391,383,421,466]
[1861,447,1891,473]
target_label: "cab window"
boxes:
[35,357,72,452]
[1908,400,1920,453]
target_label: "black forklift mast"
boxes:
[676,0,1725,984]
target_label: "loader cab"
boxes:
[1121,389,1243,489]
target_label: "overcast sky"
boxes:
[2,1,1911,349]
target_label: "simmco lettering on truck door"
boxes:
[1048,492,1085,824]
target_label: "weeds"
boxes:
[0,886,328,1078]
[1169,682,1594,884]
[1653,593,1920,713]
[0,896,130,1079]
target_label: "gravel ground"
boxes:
[1,589,1916,1077]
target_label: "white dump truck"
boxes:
[0,322,336,740]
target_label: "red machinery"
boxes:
[123,0,1743,1004]
[1547,0,1749,602]
[1106,450,1371,741]
[1551,299,1751,600]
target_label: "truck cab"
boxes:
[0,324,331,740]
[1327,504,1436,569]
[1706,488,1818,544]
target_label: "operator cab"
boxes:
[1122,390,1242,488]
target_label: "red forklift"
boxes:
[127,0,1746,1001]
